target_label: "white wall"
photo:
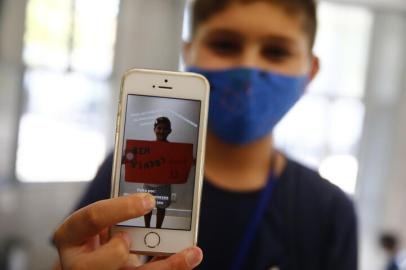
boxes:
[0,0,26,184]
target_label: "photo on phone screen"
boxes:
[118,94,201,231]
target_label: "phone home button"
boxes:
[144,232,160,248]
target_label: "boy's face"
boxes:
[154,123,171,141]
[185,2,319,78]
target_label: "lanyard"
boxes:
[230,174,276,270]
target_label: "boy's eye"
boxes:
[206,39,242,56]
[261,46,291,61]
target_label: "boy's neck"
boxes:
[204,132,286,192]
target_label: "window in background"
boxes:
[274,3,373,194]
[16,0,119,182]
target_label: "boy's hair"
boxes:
[154,117,171,129]
[191,0,317,49]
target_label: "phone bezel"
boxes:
[110,68,209,255]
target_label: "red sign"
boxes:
[124,140,194,184]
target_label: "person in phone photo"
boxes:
[143,116,172,229]
[52,0,357,269]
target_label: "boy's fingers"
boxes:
[119,254,143,269]
[149,256,167,262]
[137,247,203,270]
[100,228,110,245]
[78,232,132,270]
[53,193,155,246]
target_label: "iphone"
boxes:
[111,68,209,255]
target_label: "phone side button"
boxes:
[144,232,160,248]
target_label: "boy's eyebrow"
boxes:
[203,28,298,47]
[262,35,297,47]
[203,29,244,40]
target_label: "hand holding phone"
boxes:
[111,69,210,255]
[52,193,203,269]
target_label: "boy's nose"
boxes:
[235,46,261,69]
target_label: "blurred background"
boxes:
[0,0,405,269]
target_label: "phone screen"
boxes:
[118,94,201,231]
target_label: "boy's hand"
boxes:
[53,193,203,270]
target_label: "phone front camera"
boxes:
[153,85,156,88]
[164,79,168,83]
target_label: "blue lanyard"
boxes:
[230,175,276,270]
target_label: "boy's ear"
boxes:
[182,41,192,66]
[308,55,320,82]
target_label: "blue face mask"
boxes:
[187,67,308,145]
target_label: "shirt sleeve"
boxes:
[325,191,358,270]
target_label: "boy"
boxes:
[143,117,172,228]
[53,0,357,269]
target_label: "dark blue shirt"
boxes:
[386,259,400,270]
[76,153,357,270]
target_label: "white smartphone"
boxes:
[110,68,210,255]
